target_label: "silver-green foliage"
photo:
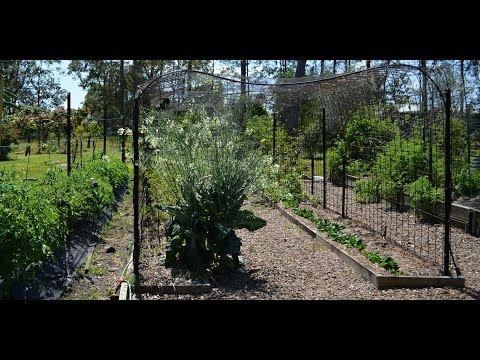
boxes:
[143,106,266,277]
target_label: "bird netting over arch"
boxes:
[132,64,460,280]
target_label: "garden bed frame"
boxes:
[264,196,465,290]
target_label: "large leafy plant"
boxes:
[144,106,266,278]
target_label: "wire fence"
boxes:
[133,65,459,279]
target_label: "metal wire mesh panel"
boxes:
[133,64,457,278]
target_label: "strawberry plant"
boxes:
[291,205,399,273]
[363,250,400,274]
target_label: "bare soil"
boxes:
[455,195,480,210]
[60,185,134,300]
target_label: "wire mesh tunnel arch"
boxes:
[132,64,458,282]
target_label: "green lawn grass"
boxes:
[0,136,131,179]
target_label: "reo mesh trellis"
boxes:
[133,64,459,282]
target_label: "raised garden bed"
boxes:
[266,197,465,290]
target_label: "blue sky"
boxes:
[58,60,86,109]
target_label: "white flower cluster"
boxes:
[117,128,133,136]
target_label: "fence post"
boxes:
[444,89,451,276]
[0,75,3,159]
[133,98,140,280]
[67,93,71,176]
[311,157,314,195]
[272,112,277,165]
[342,155,346,218]
[0,75,3,121]
[120,59,126,163]
[322,108,327,209]
[103,106,107,155]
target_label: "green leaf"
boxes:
[3,101,17,109]
[234,210,266,231]
[3,89,16,99]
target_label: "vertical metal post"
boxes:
[444,89,451,276]
[467,110,471,167]
[429,120,433,182]
[342,156,346,218]
[272,112,277,165]
[311,157,314,195]
[133,98,140,280]
[120,59,126,163]
[103,106,107,155]
[0,75,3,156]
[322,108,327,209]
[67,93,71,176]
[0,75,4,121]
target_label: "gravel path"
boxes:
[137,196,476,300]
[304,180,480,298]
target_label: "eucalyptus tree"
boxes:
[0,60,66,109]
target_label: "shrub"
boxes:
[246,114,274,156]
[259,160,305,209]
[279,169,304,208]
[454,167,480,197]
[355,178,380,204]
[373,136,428,202]
[326,139,346,180]
[408,176,442,219]
[344,108,398,164]
[347,160,370,177]
[433,118,469,173]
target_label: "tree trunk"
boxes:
[320,60,325,74]
[37,126,41,154]
[366,60,371,69]
[239,60,248,130]
[240,60,247,95]
[286,60,307,133]
[333,60,337,74]
[187,60,193,92]
[295,60,307,78]
[420,60,428,114]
